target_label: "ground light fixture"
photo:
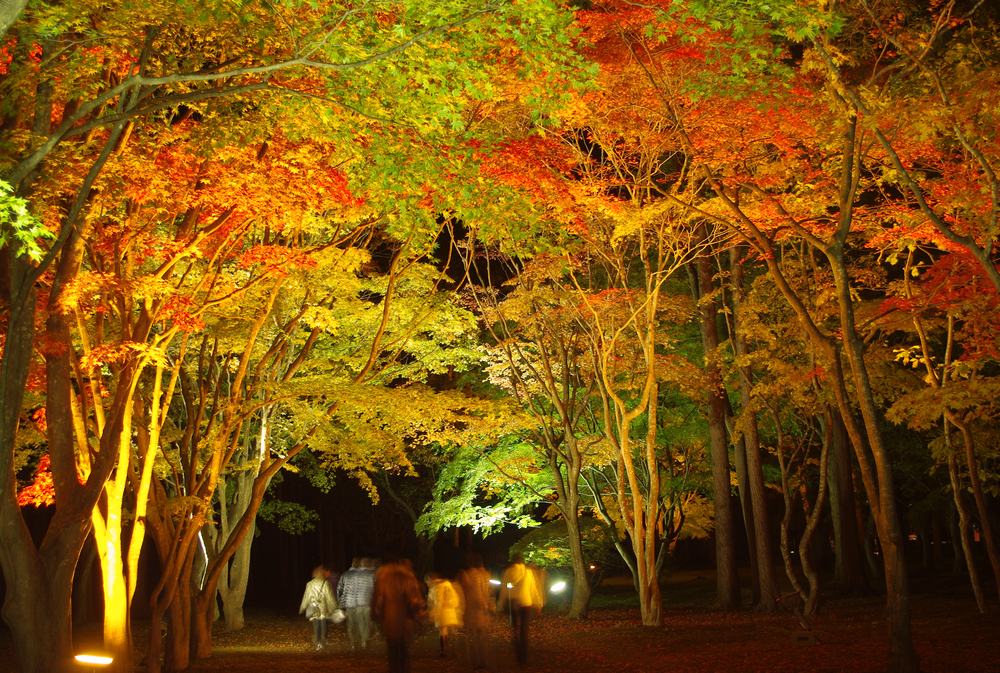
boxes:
[549,580,567,594]
[74,652,113,673]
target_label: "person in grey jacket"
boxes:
[337,557,375,649]
[300,565,339,650]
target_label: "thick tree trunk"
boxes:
[168,577,193,673]
[213,468,258,633]
[1,259,95,673]
[562,505,592,619]
[0,262,63,673]
[217,524,254,631]
[192,590,214,661]
[695,255,739,609]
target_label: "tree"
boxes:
[1,2,584,671]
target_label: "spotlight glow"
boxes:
[75,654,114,666]
[489,579,502,586]
[550,580,567,593]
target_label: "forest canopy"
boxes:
[1,2,998,673]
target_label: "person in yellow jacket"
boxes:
[427,572,463,657]
[497,554,544,665]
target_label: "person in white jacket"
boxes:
[299,565,339,650]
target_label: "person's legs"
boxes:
[387,637,405,673]
[467,623,487,670]
[400,636,412,673]
[509,604,523,663]
[311,619,325,648]
[346,608,359,648]
[515,606,530,664]
[358,606,372,647]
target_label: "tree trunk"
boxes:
[952,418,1000,601]
[827,410,866,593]
[192,590,214,661]
[695,254,739,609]
[562,505,592,619]
[218,521,254,631]
[800,413,832,617]
[1,256,100,673]
[828,249,918,673]
[0,260,64,673]
[732,434,761,605]
[730,247,777,611]
[168,577,193,673]
[947,448,986,613]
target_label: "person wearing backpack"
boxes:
[299,565,339,651]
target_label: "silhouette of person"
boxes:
[497,554,543,665]
[457,552,493,671]
[373,557,426,673]
[299,565,338,650]
[427,571,463,656]
[337,556,375,649]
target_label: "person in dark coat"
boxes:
[457,552,493,671]
[372,558,426,673]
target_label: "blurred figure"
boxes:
[373,558,426,673]
[299,565,339,651]
[497,554,544,665]
[324,564,340,599]
[338,556,375,650]
[427,571,463,657]
[457,552,493,671]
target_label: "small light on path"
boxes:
[75,652,114,673]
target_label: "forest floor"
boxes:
[172,575,1000,673]
[2,574,998,673]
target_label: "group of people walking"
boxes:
[299,552,545,672]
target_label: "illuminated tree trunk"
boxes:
[1,240,118,673]
[214,410,271,631]
[563,509,592,619]
[597,368,663,626]
[216,521,254,631]
[548,437,591,619]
